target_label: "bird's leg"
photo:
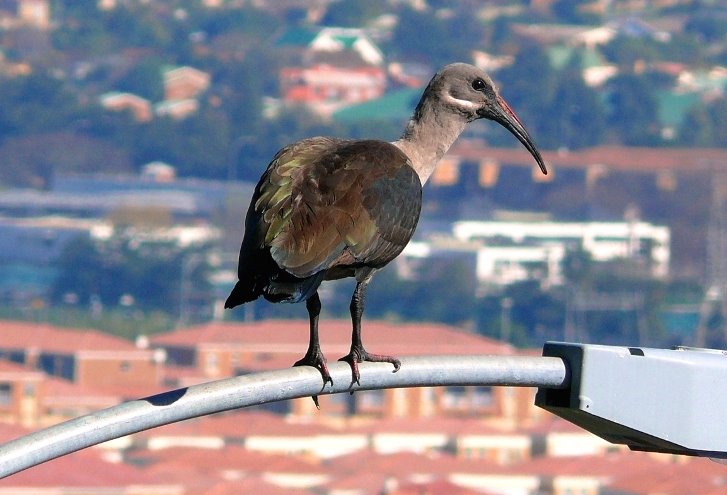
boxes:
[293,292,332,386]
[339,275,401,385]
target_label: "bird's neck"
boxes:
[392,98,467,185]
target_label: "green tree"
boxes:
[115,58,165,102]
[52,233,213,315]
[474,282,565,347]
[680,97,727,147]
[602,37,657,67]
[679,103,714,146]
[551,0,601,24]
[210,49,275,137]
[491,44,557,147]
[607,73,661,146]
[103,4,173,49]
[562,247,594,287]
[685,10,727,43]
[0,133,133,188]
[170,107,232,178]
[388,6,484,67]
[320,0,388,27]
[52,1,108,53]
[193,5,278,40]
[706,97,727,146]
[0,73,85,137]
[51,236,104,306]
[319,258,479,326]
[129,107,231,179]
[549,69,606,149]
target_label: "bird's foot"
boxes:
[294,348,332,409]
[294,348,333,386]
[339,346,401,385]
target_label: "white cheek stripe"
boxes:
[443,93,479,111]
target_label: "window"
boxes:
[356,389,385,413]
[472,386,493,407]
[442,386,494,411]
[23,383,35,398]
[0,383,12,406]
[442,386,468,408]
[205,352,219,374]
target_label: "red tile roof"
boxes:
[0,320,140,354]
[237,352,308,371]
[353,416,478,435]
[522,416,586,435]
[508,451,639,477]
[0,448,174,489]
[196,410,295,437]
[134,410,335,440]
[458,419,529,436]
[140,445,325,476]
[607,454,727,495]
[393,479,491,495]
[152,319,513,357]
[97,382,168,400]
[451,143,727,173]
[0,422,31,443]
[199,478,313,495]
[326,449,457,477]
[322,471,389,493]
[42,376,122,407]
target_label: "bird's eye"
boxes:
[472,78,486,92]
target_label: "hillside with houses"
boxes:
[0,319,726,494]
[0,0,723,347]
[0,0,725,492]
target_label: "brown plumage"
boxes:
[225,63,547,390]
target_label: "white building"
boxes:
[402,220,670,288]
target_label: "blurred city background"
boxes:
[0,0,726,493]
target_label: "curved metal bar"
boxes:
[0,355,568,478]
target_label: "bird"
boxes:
[225,63,547,391]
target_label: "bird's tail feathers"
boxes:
[225,269,327,308]
[262,270,326,304]
[224,280,259,309]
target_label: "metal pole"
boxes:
[0,355,567,478]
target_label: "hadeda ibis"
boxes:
[225,63,547,394]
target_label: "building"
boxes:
[162,66,211,102]
[155,98,200,120]
[280,63,387,115]
[0,360,43,427]
[0,172,249,222]
[400,217,669,290]
[0,0,50,30]
[0,321,165,395]
[99,92,153,122]
[276,26,384,66]
[277,27,387,116]
[0,347,126,427]
[450,218,670,285]
[0,446,184,495]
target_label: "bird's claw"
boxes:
[294,349,333,385]
[339,346,401,385]
[294,349,332,408]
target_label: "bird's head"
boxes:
[430,63,547,175]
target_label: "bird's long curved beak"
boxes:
[490,96,547,175]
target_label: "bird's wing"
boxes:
[248,138,422,278]
[340,141,422,266]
